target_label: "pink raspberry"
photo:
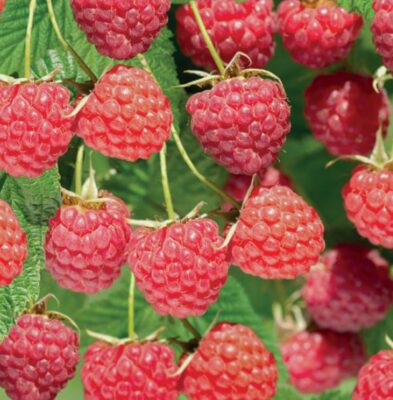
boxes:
[281,329,365,393]
[305,71,390,156]
[0,314,79,400]
[128,218,229,319]
[277,0,363,68]
[303,244,393,332]
[176,0,276,71]
[186,77,291,175]
[230,184,325,279]
[70,0,170,60]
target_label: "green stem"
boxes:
[74,145,85,196]
[46,0,97,83]
[189,1,225,75]
[182,318,202,341]
[160,144,176,220]
[128,273,136,340]
[24,0,37,79]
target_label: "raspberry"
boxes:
[128,218,229,318]
[182,322,278,400]
[230,184,325,279]
[176,0,276,71]
[81,340,179,400]
[186,77,291,175]
[281,329,365,393]
[70,0,170,60]
[277,0,363,68]
[0,314,79,400]
[353,350,393,400]
[74,65,173,162]
[45,194,131,294]
[0,0,5,14]
[303,244,393,333]
[343,166,393,248]
[0,199,27,286]
[0,82,74,178]
[305,71,390,156]
[372,0,393,73]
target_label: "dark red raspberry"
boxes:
[353,350,393,399]
[0,314,79,400]
[230,184,325,279]
[176,0,276,71]
[70,0,170,60]
[0,199,27,286]
[305,71,390,156]
[186,77,291,175]
[281,330,365,393]
[343,166,393,248]
[128,218,229,318]
[0,82,74,178]
[303,244,393,333]
[372,0,393,73]
[182,322,278,400]
[74,65,173,162]
[45,195,131,295]
[277,0,363,68]
[81,340,179,400]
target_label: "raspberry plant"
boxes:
[0,0,392,399]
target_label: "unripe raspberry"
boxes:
[230,184,325,279]
[128,218,229,319]
[74,65,173,162]
[82,340,179,400]
[70,0,171,60]
[0,199,27,286]
[186,77,291,175]
[0,82,74,178]
[0,314,79,400]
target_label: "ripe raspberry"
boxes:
[186,77,291,175]
[74,65,173,162]
[303,244,393,333]
[70,0,170,60]
[281,330,365,393]
[277,0,363,68]
[305,71,390,156]
[353,350,393,400]
[182,322,278,400]
[45,195,131,294]
[343,166,393,248]
[81,340,179,400]
[0,82,74,178]
[230,184,325,279]
[176,0,276,71]
[0,0,5,14]
[128,218,229,318]
[0,199,27,286]
[0,314,79,400]
[372,0,393,73]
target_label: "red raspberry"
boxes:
[0,314,79,400]
[230,184,325,279]
[372,0,393,73]
[128,218,229,318]
[305,71,390,156]
[277,0,363,68]
[182,322,278,400]
[70,0,170,60]
[176,0,276,71]
[0,82,74,178]
[0,199,27,286]
[81,340,179,400]
[74,65,173,162]
[281,330,365,393]
[353,350,393,399]
[186,77,291,175]
[343,166,393,248]
[45,195,131,295]
[0,0,5,14]
[303,244,393,333]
